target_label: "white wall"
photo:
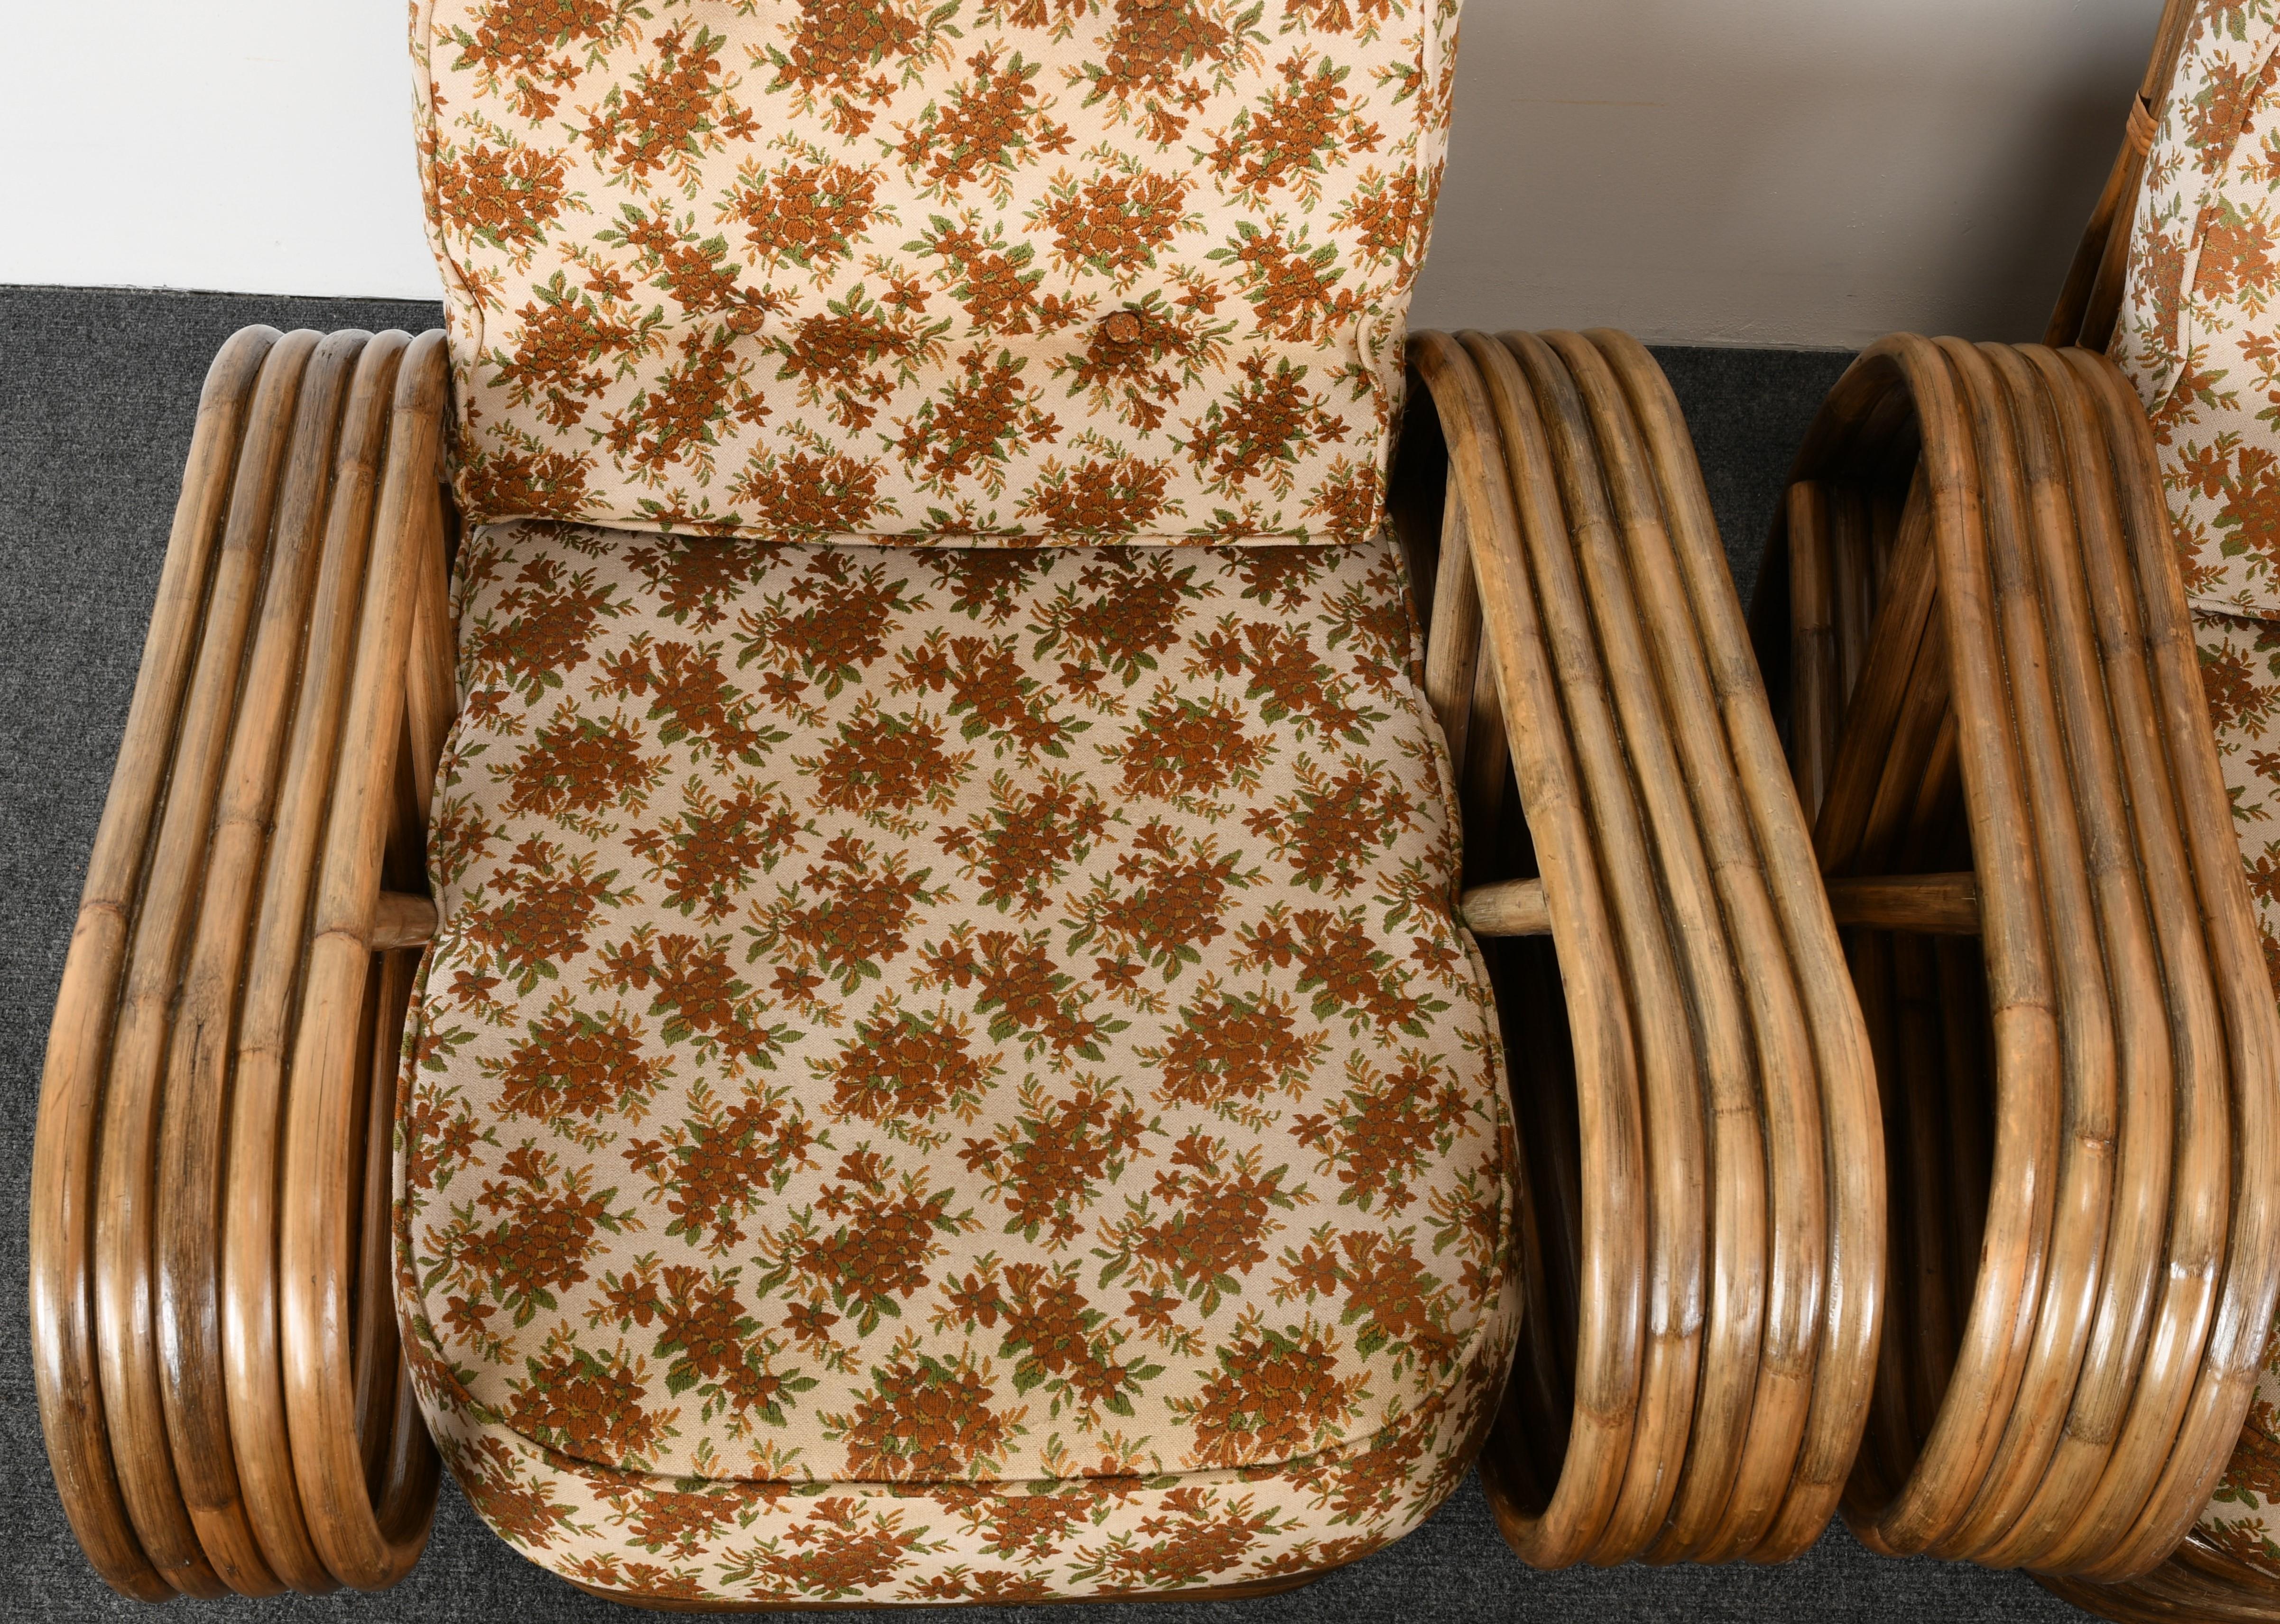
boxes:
[1415,0,2161,344]
[1,4,435,306]
[0,0,2160,349]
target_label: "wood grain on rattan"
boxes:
[158,327,369,1597]
[278,329,450,1590]
[2042,355,2280,1623]
[1503,328,1715,1563]
[224,330,411,1593]
[30,323,278,1603]
[1606,329,1885,1565]
[1411,329,1650,1565]
[97,327,321,1599]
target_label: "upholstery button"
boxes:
[1101,309,1143,346]
[723,304,765,336]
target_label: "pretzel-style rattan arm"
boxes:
[29,326,455,1600]
[1398,329,1883,1566]
[1754,335,2280,1581]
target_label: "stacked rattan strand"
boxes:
[1766,335,2280,1578]
[1397,329,1882,1563]
[28,327,452,1598]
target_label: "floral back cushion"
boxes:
[410,1,1464,546]
[2114,0,2280,611]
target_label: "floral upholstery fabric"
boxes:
[409,0,1464,546]
[392,520,1521,1603]
[2118,4,2280,1571]
[2117,0,2280,612]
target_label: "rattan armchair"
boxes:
[29,0,1891,1606]
[33,316,1901,1606]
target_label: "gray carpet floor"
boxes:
[0,286,2084,1620]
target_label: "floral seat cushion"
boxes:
[393,520,1520,1603]
[2117,0,2280,1578]
[411,0,1463,545]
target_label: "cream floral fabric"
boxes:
[393,520,1520,1602]
[2117,0,2280,611]
[409,0,1463,546]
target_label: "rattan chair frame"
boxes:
[1407,329,1883,1569]
[30,328,449,1599]
[33,320,1891,1601]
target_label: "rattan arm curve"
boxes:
[1756,334,2280,1579]
[29,325,455,1600]
[1400,329,1882,1566]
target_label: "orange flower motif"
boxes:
[1174,1323,1364,1467]
[829,1349,1026,1478]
